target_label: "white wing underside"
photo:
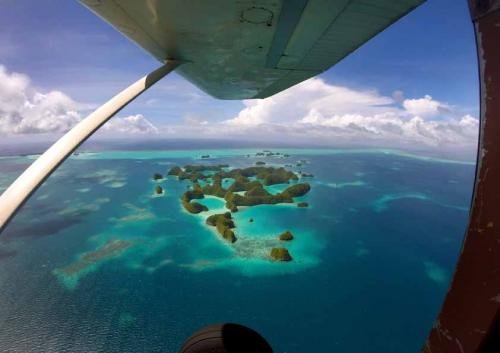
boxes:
[80,0,424,99]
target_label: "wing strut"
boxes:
[0,61,180,233]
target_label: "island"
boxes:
[270,247,292,261]
[225,182,310,210]
[168,166,182,176]
[279,230,294,241]
[166,163,311,262]
[297,202,309,208]
[205,212,237,243]
[154,185,164,195]
[182,200,208,214]
[153,173,163,180]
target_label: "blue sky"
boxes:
[0,0,479,155]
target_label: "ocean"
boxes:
[0,148,475,353]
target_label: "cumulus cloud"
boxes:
[225,79,396,127]
[402,94,451,117]
[0,66,81,134]
[0,64,478,152]
[100,114,158,134]
[216,78,479,149]
[0,65,157,135]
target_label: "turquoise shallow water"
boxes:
[0,148,474,353]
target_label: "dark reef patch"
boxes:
[56,239,132,277]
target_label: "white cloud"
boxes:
[0,65,478,152]
[101,114,158,134]
[225,78,395,127]
[296,111,478,147]
[0,66,81,134]
[216,78,479,149]
[0,65,157,135]
[402,94,450,118]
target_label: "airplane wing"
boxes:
[79,0,424,99]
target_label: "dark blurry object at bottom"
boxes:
[180,323,273,353]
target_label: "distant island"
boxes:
[152,173,165,196]
[161,155,311,262]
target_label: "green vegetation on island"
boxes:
[166,162,311,262]
[297,202,309,208]
[171,164,298,187]
[154,185,164,195]
[279,230,294,241]
[182,200,208,214]
[224,182,311,209]
[169,164,309,212]
[153,173,163,180]
[229,190,290,207]
[219,166,298,186]
[281,183,311,197]
[201,179,227,199]
[184,164,228,173]
[168,166,182,176]
[178,171,207,183]
[180,183,207,213]
[168,164,230,183]
[181,185,204,202]
[270,247,292,261]
[206,212,237,243]
[260,168,298,186]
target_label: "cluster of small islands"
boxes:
[52,152,314,287]
[152,153,313,262]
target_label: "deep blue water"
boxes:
[0,148,475,353]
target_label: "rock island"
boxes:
[167,163,312,262]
